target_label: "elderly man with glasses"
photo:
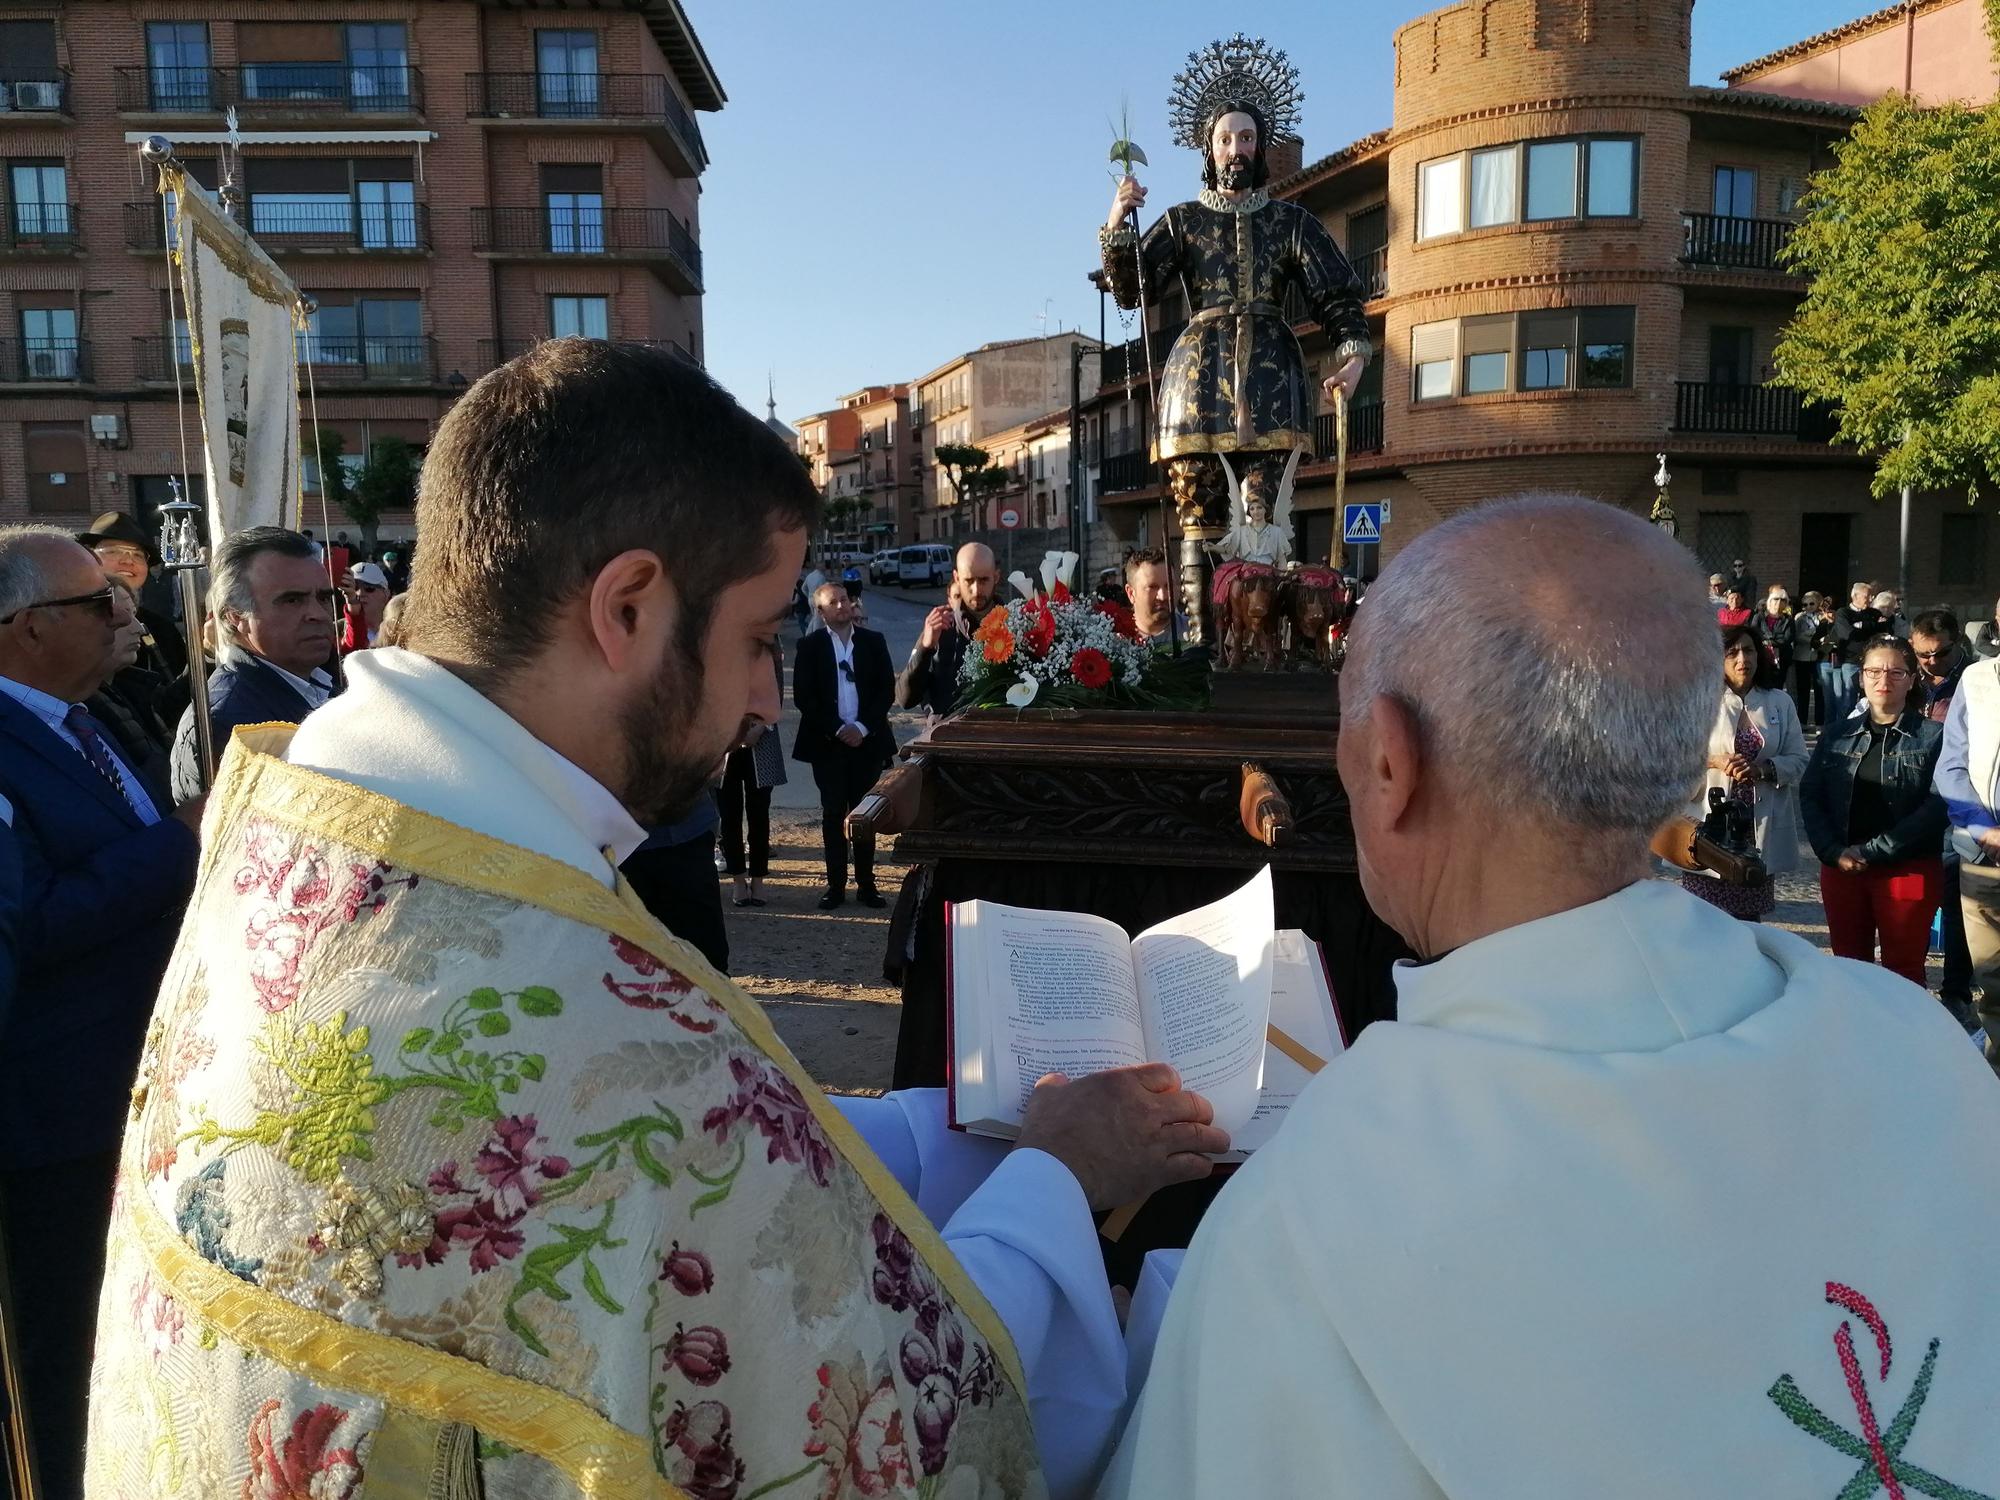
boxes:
[169,525,339,802]
[78,509,190,722]
[0,524,204,1496]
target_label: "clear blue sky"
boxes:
[690,0,1887,428]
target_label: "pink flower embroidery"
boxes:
[233,822,417,1012]
[242,1398,361,1500]
[602,934,720,1027]
[398,1116,567,1274]
[660,1241,714,1297]
[129,1274,185,1362]
[702,1055,835,1187]
[661,1400,744,1500]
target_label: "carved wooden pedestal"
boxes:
[850,705,1410,1278]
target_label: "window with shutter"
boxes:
[1411,320,1456,401]
[24,421,85,511]
[1520,310,1575,390]
[1460,314,1512,394]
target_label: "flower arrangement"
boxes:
[957,550,1210,711]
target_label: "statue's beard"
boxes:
[1218,158,1253,191]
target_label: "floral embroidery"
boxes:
[243,1397,362,1500]
[660,1242,714,1297]
[659,1399,745,1500]
[663,1322,731,1386]
[130,1273,186,1362]
[870,1216,996,1477]
[390,986,563,1133]
[132,1020,216,1178]
[604,934,722,1030]
[1769,1281,1994,1500]
[804,1357,917,1498]
[175,1158,263,1283]
[703,1055,835,1188]
[401,1114,569,1275]
[234,821,416,1013]
[181,1011,386,1184]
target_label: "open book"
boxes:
[947,867,1347,1156]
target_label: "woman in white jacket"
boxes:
[1684,623,1810,919]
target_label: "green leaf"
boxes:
[429,1031,463,1058]
[517,986,563,1017]
[519,1055,546,1082]
[581,1259,623,1315]
[499,1074,521,1094]
[466,987,503,1011]
[399,1028,433,1054]
[475,1012,512,1038]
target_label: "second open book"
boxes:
[946,866,1347,1158]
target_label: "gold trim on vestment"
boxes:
[191,727,1033,1405]
[124,1170,685,1498]
[1154,429,1313,462]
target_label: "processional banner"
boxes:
[163,164,305,542]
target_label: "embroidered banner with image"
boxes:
[164,165,305,543]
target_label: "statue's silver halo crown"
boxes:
[1167,33,1304,153]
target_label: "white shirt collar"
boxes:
[285,648,647,883]
[220,643,334,705]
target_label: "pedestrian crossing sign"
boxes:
[1343,503,1383,545]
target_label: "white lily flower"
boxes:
[1004,676,1040,708]
[1058,551,1079,587]
[1038,552,1061,594]
[1009,570,1038,600]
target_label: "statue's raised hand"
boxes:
[1106,175,1147,232]
[1321,356,1365,408]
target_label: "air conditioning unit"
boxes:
[13,81,62,111]
[27,349,71,379]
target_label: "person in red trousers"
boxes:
[1799,635,1949,986]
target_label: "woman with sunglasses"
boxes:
[1683,624,1809,921]
[1799,635,1948,985]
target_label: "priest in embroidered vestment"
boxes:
[1103,496,2000,1498]
[84,342,1230,1499]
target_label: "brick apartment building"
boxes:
[1081,0,2000,610]
[799,382,916,550]
[0,0,722,538]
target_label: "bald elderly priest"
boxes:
[1104,496,2000,1497]
[85,344,1223,1500]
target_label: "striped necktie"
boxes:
[63,704,136,811]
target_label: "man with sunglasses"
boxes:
[794,578,895,908]
[169,526,338,802]
[0,525,202,1495]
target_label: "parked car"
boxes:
[869,550,902,585]
[897,544,953,588]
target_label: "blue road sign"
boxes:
[1343,502,1383,545]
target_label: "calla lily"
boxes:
[1004,677,1040,708]
[1058,551,1079,588]
[1038,553,1061,595]
[1008,570,1038,600]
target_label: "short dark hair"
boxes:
[1199,102,1272,190]
[406,341,820,691]
[209,525,320,627]
[1911,608,1959,643]
[1124,547,1168,586]
[1860,633,1920,679]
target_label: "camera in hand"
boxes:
[1693,786,1767,887]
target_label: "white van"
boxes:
[897,544,952,588]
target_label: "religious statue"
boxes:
[1650,452,1679,539]
[1213,493,1293,570]
[1099,34,1372,648]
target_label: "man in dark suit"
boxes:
[171,525,338,801]
[794,580,895,908]
[0,526,201,1496]
[894,542,997,718]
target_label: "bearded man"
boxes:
[86,342,1226,1498]
[1101,33,1371,642]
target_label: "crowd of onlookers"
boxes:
[1686,562,2000,1067]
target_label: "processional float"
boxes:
[853,36,1408,1274]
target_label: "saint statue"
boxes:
[1099,34,1372,645]
[1213,494,1292,570]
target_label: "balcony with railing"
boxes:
[1,202,80,253]
[132,335,191,383]
[125,199,431,254]
[1672,381,1839,441]
[1099,321,1185,388]
[115,63,423,115]
[909,404,926,430]
[136,333,438,385]
[1099,449,1152,495]
[0,337,90,383]
[0,71,71,116]
[1314,398,1384,460]
[476,335,695,371]
[472,206,702,292]
[1680,213,1799,275]
[1351,245,1388,301]
[465,73,706,175]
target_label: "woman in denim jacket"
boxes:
[1800,635,1949,986]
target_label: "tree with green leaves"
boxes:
[1775,94,2000,501]
[348,437,420,556]
[933,443,1010,535]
